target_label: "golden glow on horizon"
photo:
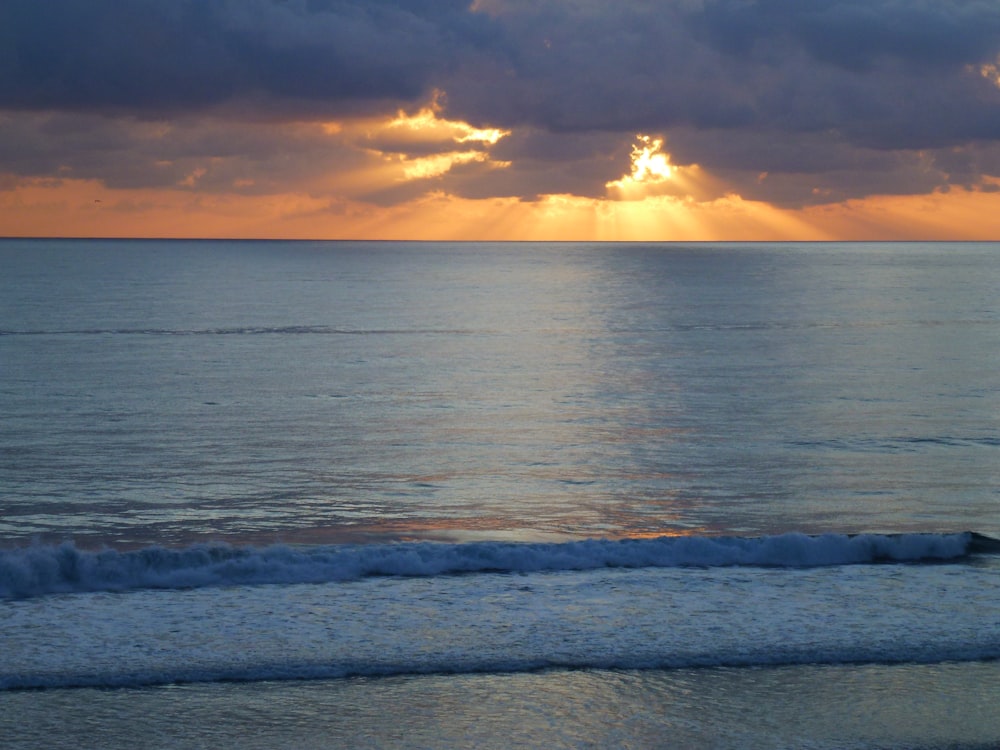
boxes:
[7,89,995,242]
[3,174,1000,242]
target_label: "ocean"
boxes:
[1,238,999,749]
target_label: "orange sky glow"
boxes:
[4,124,998,242]
[4,59,1000,242]
[2,1,999,242]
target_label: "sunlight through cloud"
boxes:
[320,90,513,184]
[400,151,505,180]
[382,91,510,147]
[605,134,718,204]
[607,135,673,190]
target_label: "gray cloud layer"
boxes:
[2,0,999,206]
[0,0,484,114]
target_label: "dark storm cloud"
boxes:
[9,0,997,136]
[691,0,1000,71]
[0,0,486,115]
[2,0,999,206]
[443,0,1000,143]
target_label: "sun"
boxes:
[607,134,674,190]
[629,135,674,181]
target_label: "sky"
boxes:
[2,0,1000,241]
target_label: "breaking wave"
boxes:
[2,532,990,600]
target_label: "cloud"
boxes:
[444,1,1000,143]
[691,0,1000,71]
[0,112,374,194]
[1,0,999,211]
[0,0,487,115]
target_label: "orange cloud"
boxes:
[326,95,512,191]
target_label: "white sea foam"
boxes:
[3,555,1000,691]
[0,532,979,599]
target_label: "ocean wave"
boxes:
[1,532,988,600]
[8,645,1000,692]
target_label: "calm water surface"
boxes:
[3,239,998,546]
